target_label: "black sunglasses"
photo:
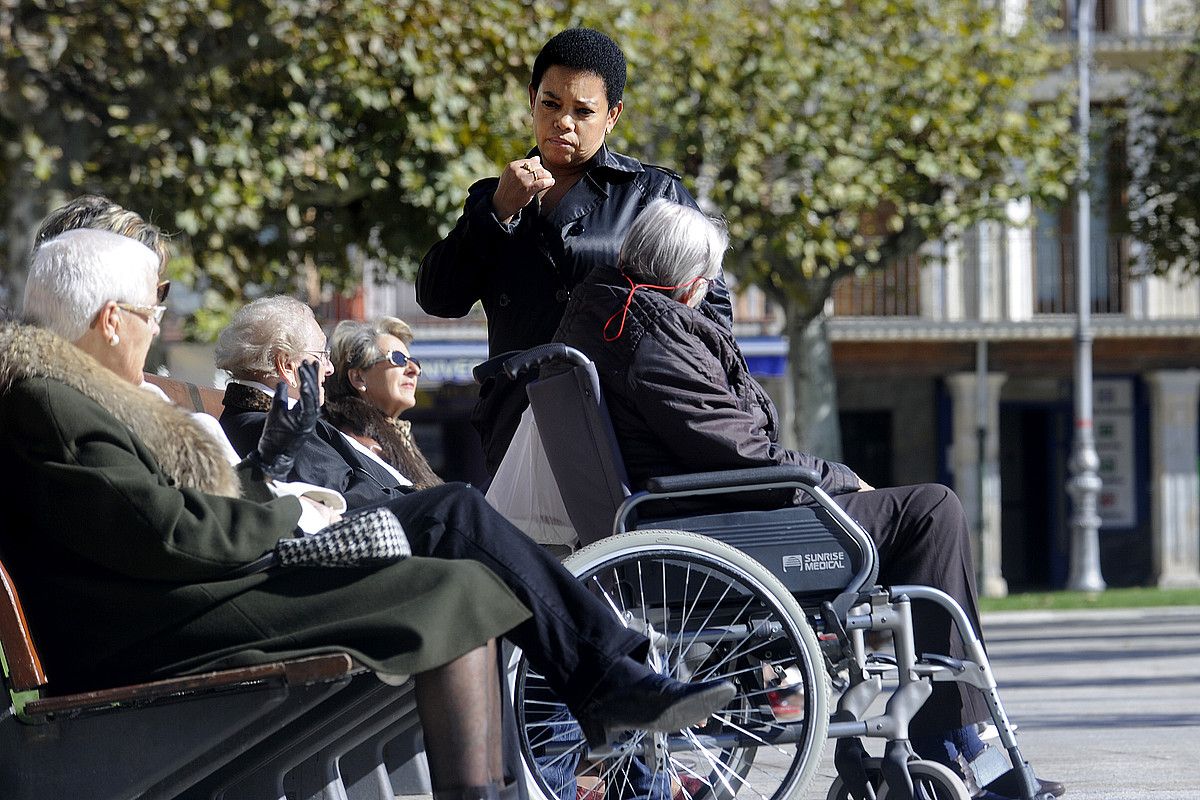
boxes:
[373,350,421,369]
[156,280,171,303]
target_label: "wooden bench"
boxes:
[0,556,369,799]
[144,371,226,418]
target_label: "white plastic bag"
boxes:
[485,407,578,548]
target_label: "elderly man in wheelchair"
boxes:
[493,199,1064,800]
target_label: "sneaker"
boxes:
[576,776,605,800]
[763,665,806,721]
[672,775,706,800]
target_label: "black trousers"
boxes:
[832,484,989,736]
[375,483,648,713]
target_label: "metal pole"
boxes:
[1066,0,1106,592]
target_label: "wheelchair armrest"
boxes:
[644,466,823,495]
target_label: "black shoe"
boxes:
[577,674,736,747]
[977,767,1065,799]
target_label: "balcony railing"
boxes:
[831,254,923,317]
[831,233,1137,319]
[1031,232,1129,315]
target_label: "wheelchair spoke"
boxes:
[684,728,757,799]
[518,533,830,800]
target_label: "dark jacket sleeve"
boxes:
[416,178,506,318]
[627,315,860,497]
[221,410,403,511]
[650,173,734,330]
[7,380,301,582]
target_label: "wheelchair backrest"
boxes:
[526,361,632,546]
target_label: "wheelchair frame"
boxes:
[502,344,1052,800]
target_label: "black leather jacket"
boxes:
[417,144,733,357]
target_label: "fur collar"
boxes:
[223,381,274,413]
[0,323,241,497]
[322,394,442,490]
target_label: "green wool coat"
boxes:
[0,323,529,693]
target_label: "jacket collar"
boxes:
[526,142,643,183]
[526,144,643,227]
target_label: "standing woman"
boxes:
[417,27,732,471]
[324,317,442,490]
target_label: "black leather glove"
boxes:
[249,359,320,481]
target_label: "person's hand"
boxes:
[252,359,320,481]
[298,495,342,528]
[492,156,555,222]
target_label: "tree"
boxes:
[618,0,1076,458]
[1128,17,1200,279]
[0,0,560,331]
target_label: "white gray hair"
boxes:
[214,295,316,378]
[22,228,159,341]
[619,199,728,301]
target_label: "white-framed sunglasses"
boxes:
[372,350,421,370]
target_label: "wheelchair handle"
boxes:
[503,343,591,379]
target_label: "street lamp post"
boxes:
[1066,0,1106,592]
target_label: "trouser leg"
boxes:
[379,483,649,712]
[832,483,990,735]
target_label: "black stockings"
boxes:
[414,639,505,794]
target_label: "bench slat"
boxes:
[143,372,226,417]
[23,654,357,719]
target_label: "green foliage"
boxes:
[1129,23,1200,277]
[1,0,1076,341]
[0,0,565,315]
[619,0,1076,316]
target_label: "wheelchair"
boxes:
[498,344,1052,800]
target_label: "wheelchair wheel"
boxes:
[826,757,882,800]
[512,529,830,800]
[875,760,970,800]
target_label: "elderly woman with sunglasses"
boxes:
[323,317,442,490]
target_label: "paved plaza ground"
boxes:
[802,604,1200,799]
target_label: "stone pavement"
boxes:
[803,604,1200,799]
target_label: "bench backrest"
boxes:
[0,558,47,697]
[143,372,226,417]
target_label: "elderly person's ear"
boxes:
[91,301,122,346]
[273,348,296,385]
[683,277,710,308]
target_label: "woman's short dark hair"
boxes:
[530,28,626,108]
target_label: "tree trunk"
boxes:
[1,158,43,313]
[781,299,844,462]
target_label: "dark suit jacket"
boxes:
[219,383,410,510]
